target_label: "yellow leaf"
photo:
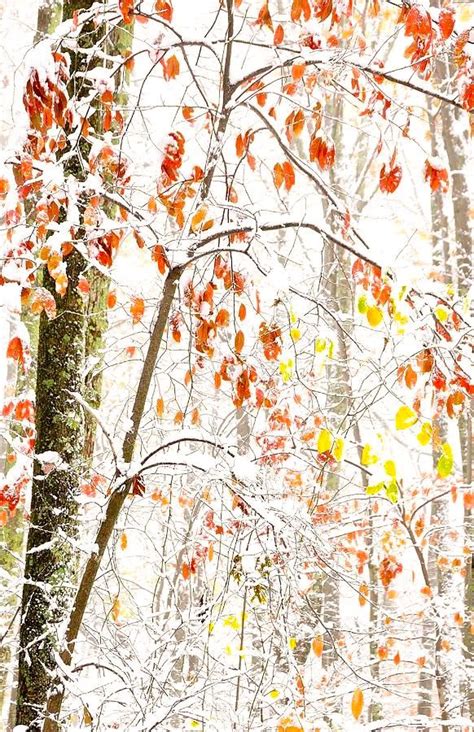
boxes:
[351,687,364,720]
[279,358,294,383]
[395,405,418,430]
[111,596,121,623]
[417,422,432,446]
[358,295,368,313]
[290,327,301,342]
[317,428,332,453]
[437,443,454,478]
[268,689,280,699]
[288,637,297,650]
[83,706,93,726]
[333,437,345,462]
[384,460,396,478]
[315,337,327,353]
[434,306,448,322]
[367,305,383,327]
[361,444,378,466]
[120,532,127,550]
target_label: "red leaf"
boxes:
[404,364,417,389]
[405,5,432,37]
[424,158,448,192]
[119,0,134,24]
[274,24,284,44]
[439,8,455,40]
[155,0,173,21]
[131,474,146,496]
[6,337,24,367]
[379,162,402,193]
[282,161,295,191]
[309,131,335,170]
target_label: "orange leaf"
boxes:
[235,330,245,353]
[163,54,180,80]
[156,397,165,418]
[107,291,117,309]
[404,364,417,388]
[216,308,230,327]
[274,24,284,44]
[405,5,432,37]
[182,562,191,580]
[273,163,284,190]
[312,635,324,657]
[292,63,305,81]
[380,162,402,193]
[256,2,273,30]
[286,109,305,141]
[359,582,368,606]
[6,337,24,367]
[155,0,173,21]
[30,287,57,318]
[0,177,9,200]
[424,158,448,193]
[120,532,128,550]
[130,296,145,324]
[282,161,295,191]
[238,303,247,321]
[77,276,90,295]
[291,0,311,22]
[417,348,434,373]
[191,206,206,232]
[439,8,454,40]
[351,688,364,720]
[119,0,134,24]
[309,131,335,170]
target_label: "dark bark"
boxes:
[43,267,181,731]
[16,254,87,729]
[15,2,106,727]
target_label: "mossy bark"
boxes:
[15,2,107,727]
[16,255,87,730]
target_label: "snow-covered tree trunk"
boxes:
[15,2,106,727]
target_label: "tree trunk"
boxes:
[16,253,87,730]
[417,96,450,726]
[15,2,106,727]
